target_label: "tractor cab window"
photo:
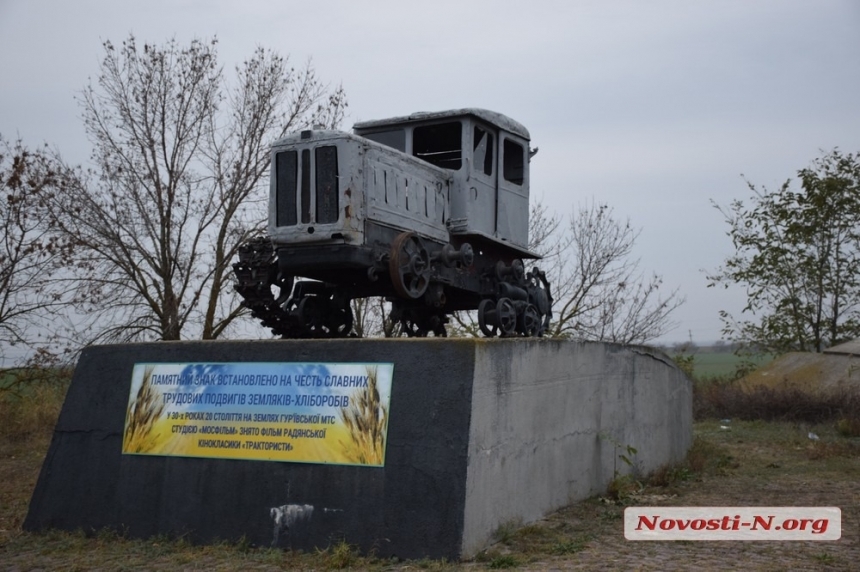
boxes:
[473,125,494,176]
[363,129,406,152]
[413,122,462,170]
[503,138,525,185]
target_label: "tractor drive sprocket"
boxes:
[233,237,353,338]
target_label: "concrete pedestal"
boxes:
[24,339,691,559]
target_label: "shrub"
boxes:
[693,381,860,424]
[0,367,71,440]
[836,416,860,437]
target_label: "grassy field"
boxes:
[671,350,776,379]
[2,375,858,570]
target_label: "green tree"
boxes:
[51,36,346,342]
[709,149,860,353]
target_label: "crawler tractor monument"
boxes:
[233,109,551,338]
[25,110,692,560]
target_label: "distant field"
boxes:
[677,351,776,379]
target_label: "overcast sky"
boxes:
[1,0,859,344]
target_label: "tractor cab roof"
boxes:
[353,108,529,141]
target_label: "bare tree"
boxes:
[540,201,684,344]
[350,297,383,338]
[0,137,77,366]
[350,297,409,338]
[51,36,347,341]
[440,200,681,343]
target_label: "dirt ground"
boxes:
[473,420,858,571]
[1,420,858,571]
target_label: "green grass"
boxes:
[675,351,775,379]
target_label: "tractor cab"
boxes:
[354,109,532,253]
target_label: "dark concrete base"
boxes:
[24,339,692,559]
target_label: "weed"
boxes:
[0,361,73,397]
[473,549,492,563]
[417,557,452,569]
[487,554,519,569]
[320,539,361,569]
[234,534,252,554]
[648,464,692,487]
[492,518,523,545]
[807,441,860,460]
[597,433,645,501]
[686,436,717,473]
[605,474,644,502]
[836,416,860,437]
[0,380,67,440]
[715,453,736,469]
[95,527,123,543]
[646,435,734,484]
[511,523,543,538]
[598,431,643,504]
[598,508,622,521]
[550,538,588,555]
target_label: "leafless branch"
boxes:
[49,36,347,341]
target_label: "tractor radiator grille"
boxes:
[275,145,339,227]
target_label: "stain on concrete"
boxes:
[270,503,314,546]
